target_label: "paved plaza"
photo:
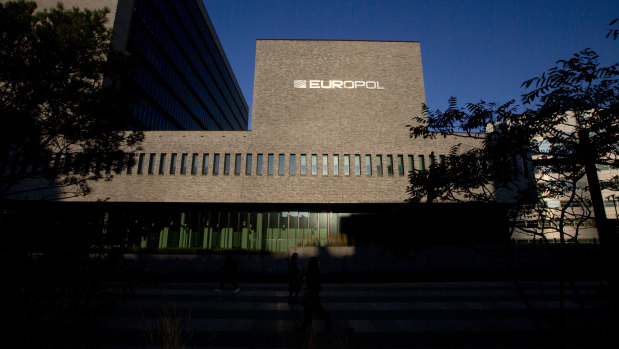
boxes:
[83,280,610,348]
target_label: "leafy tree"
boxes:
[0,3,143,343]
[408,48,618,240]
[0,0,143,199]
[520,49,618,242]
[407,98,534,206]
[408,48,618,335]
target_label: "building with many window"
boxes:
[24,0,249,130]
[41,39,511,252]
[3,2,543,254]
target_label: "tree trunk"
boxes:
[578,129,617,331]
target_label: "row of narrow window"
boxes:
[1,152,447,177]
[122,152,445,177]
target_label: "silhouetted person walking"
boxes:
[215,252,240,294]
[301,257,330,329]
[288,253,301,303]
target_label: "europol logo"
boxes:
[294,79,384,89]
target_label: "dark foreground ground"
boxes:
[4,279,613,348]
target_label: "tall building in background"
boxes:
[125,0,248,130]
[25,0,249,130]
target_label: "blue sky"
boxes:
[204,0,618,127]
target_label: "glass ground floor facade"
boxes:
[110,210,351,252]
[1,202,512,254]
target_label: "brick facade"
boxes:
[63,40,481,204]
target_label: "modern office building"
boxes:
[511,122,619,242]
[3,1,540,253]
[20,0,249,130]
[31,39,512,252]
